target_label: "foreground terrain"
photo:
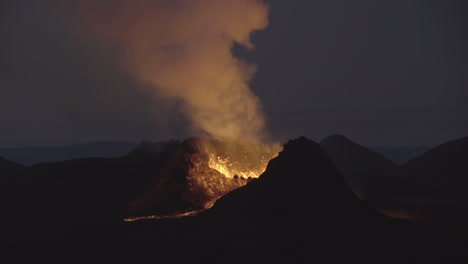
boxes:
[2,137,467,262]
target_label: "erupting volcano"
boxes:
[62,0,283,220]
[62,0,284,221]
[123,137,281,221]
[3,0,468,261]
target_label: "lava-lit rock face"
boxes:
[182,138,251,210]
[124,137,250,219]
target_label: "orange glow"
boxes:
[199,139,282,179]
[124,209,204,222]
[378,209,438,224]
[206,145,281,179]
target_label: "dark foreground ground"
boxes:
[5,215,468,263]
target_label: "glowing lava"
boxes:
[200,139,282,179]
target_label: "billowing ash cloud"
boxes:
[63,0,270,142]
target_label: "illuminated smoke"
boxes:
[65,0,271,142]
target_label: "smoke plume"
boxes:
[65,0,271,142]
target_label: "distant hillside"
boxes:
[319,135,397,174]
[318,134,468,227]
[369,146,431,164]
[402,135,468,201]
[319,135,398,198]
[364,135,468,227]
[0,141,138,166]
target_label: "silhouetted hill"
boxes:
[0,141,138,166]
[198,137,382,224]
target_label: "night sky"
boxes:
[1,0,467,148]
